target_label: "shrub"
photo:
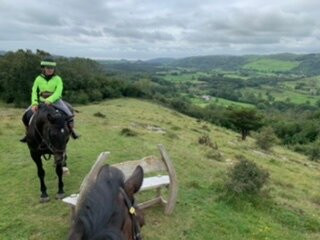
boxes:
[308,140,320,162]
[225,156,269,196]
[93,112,106,118]
[255,126,280,151]
[120,128,138,137]
[198,135,218,149]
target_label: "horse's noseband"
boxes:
[119,187,142,240]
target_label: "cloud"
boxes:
[0,0,320,59]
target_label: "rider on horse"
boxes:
[20,57,79,142]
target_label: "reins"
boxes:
[32,107,66,158]
[119,187,142,240]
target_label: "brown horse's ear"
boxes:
[124,166,144,198]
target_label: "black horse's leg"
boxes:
[55,160,65,199]
[30,151,49,202]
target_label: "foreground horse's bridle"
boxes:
[34,123,66,154]
[32,108,68,156]
[119,188,142,240]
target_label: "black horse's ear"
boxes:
[47,113,54,123]
[124,166,144,198]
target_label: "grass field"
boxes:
[242,86,320,105]
[189,95,255,108]
[243,59,300,72]
[1,98,320,239]
[162,72,210,83]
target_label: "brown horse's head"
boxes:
[68,165,145,240]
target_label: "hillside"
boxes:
[1,98,320,239]
[98,53,320,76]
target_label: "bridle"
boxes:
[119,187,142,240]
[32,107,68,158]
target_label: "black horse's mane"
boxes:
[75,166,126,239]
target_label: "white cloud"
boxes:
[0,0,319,59]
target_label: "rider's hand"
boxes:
[31,106,38,112]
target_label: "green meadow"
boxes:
[243,59,300,72]
[1,98,320,239]
[189,95,254,108]
[242,86,320,105]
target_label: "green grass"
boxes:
[242,86,320,105]
[162,72,210,83]
[1,98,320,239]
[189,95,255,108]
[243,59,300,72]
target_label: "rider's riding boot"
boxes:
[69,125,80,139]
[20,126,28,143]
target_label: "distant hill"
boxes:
[0,50,6,56]
[99,53,320,76]
[145,57,176,65]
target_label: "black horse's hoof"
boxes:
[39,196,50,203]
[56,193,65,200]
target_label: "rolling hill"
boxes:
[99,53,320,76]
[0,98,320,239]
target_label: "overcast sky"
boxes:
[1,0,319,59]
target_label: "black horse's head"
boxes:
[31,104,70,163]
[68,165,145,240]
[45,107,70,162]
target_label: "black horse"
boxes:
[23,103,71,202]
[68,165,145,240]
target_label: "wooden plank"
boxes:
[140,175,170,191]
[113,155,167,179]
[138,196,162,209]
[158,144,178,215]
[62,194,79,206]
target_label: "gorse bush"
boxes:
[225,156,269,196]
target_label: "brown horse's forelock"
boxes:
[74,166,127,239]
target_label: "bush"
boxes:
[225,156,269,196]
[120,128,138,137]
[308,140,320,162]
[198,135,218,149]
[255,126,279,151]
[93,112,106,118]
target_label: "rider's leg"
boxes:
[53,100,80,139]
[20,107,33,143]
[68,118,80,139]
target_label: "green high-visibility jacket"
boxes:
[31,74,63,106]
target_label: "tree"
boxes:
[228,108,263,140]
